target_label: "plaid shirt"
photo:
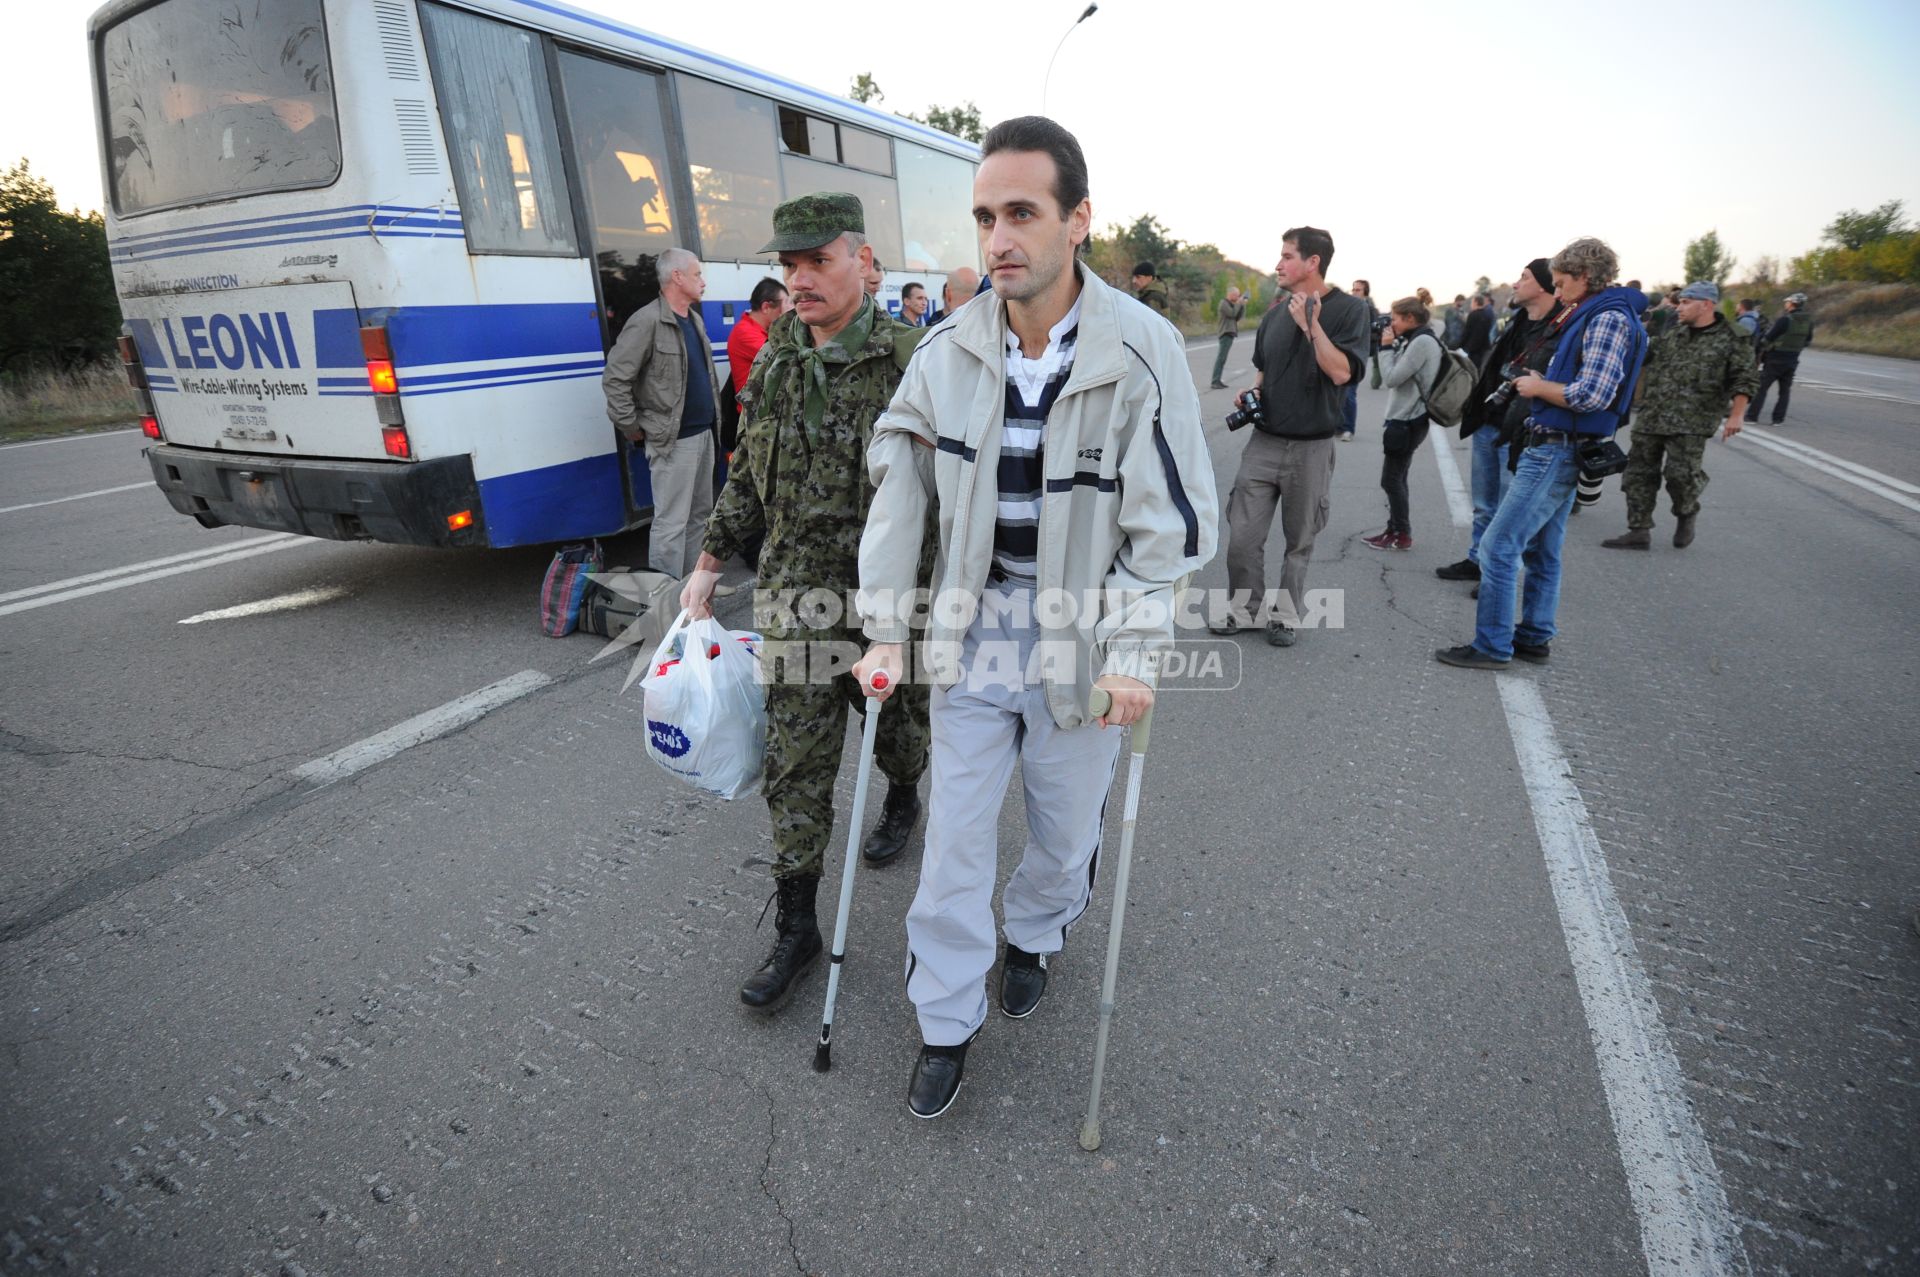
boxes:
[1559,308,1637,415]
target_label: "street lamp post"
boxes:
[1042,3,1099,118]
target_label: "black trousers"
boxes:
[1380,416,1431,534]
[1747,356,1798,423]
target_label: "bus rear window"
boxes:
[100,0,342,216]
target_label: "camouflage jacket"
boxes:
[1634,314,1762,436]
[704,299,925,602]
[1136,284,1169,314]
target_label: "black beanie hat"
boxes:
[1526,258,1553,292]
[1133,261,1156,278]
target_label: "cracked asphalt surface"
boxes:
[2,344,1916,1275]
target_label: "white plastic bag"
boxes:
[639,609,767,800]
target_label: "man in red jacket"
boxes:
[725,277,790,411]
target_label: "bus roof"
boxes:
[88,0,983,163]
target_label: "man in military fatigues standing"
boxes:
[679,193,933,1011]
[1603,281,1758,550]
[1746,291,1814,425]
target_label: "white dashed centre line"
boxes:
[290,670,554,788]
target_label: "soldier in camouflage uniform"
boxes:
[1603,281,1758,550]
[680,192,933,1012]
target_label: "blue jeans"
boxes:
[1342,383,1358,433]
[1467,426,1516,561]
[1472,440,1579,660]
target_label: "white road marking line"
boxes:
[0,429,141,451]
[1795,377,1920,407]
[290,670,553,788]
[1496,677,1750,1277]
[178,584,351,624]
[1740,427,1920,495]
[1740,429,1920,513]
[0,537,313,618]
[0,534,299,605]
[0,482,154,516]
[1430,436,1473,527]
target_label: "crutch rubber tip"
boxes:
[813,1042,832,1072]
[1078,1119,1102,1151]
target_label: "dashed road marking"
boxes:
[1496,676,1750,1277]
[1431,436,1472,527]
[0,481,153,516]
[290,670,554,788]
[0,535,312,618]
[178,584,352,624]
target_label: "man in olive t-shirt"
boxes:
[1214,226,1369,647]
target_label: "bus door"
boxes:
[554,50,692,527]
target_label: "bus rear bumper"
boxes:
[146,446,488,547]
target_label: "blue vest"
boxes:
[1531,287,1648,437]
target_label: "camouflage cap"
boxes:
[759,192,866,254]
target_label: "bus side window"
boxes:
[419,3,578,256]
[556,53,684,337]
[676,76,782,263]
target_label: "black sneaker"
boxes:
[908,1035,975,1119]
[1207,617,1243,636]
[1264,621,1297,648]
[999,943,1050,1019]
[1435,558,1481,582]
[1513,641,1551,664]
[1434,644,1510,670]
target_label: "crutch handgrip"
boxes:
[1088,686,1153,753]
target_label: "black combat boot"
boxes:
[740,875,822,1012]
[860,782,923,866]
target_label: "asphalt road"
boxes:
[2,338,1915,1276]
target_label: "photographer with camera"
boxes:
[1360,297,1441,551]
[1213,227,1371,646]
[1435,259,1572,583]
[1435,237,1647,670]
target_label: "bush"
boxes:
[0,160,123,371]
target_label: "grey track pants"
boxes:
[904,583,1124,1046]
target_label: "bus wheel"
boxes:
[193,512,227,529]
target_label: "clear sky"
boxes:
[8,0,1918,298]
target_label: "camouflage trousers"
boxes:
[1621,431,1709,530]
[761,633,930,879]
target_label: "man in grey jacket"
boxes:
[853,116,1218,1120]
[602,248,722,577]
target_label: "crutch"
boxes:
[814,670,889,1072]
[1078,677,1157,1151]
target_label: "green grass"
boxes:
[0,366,140,442]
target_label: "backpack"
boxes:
[1411,332,1478,429]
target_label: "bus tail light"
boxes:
[446,510,474,531]
[140,415,163,440]
[382,425,412,459]
[360,323,407,432]
[119,331,158,431]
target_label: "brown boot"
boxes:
[1673,514,1697,548]
[1602,529,1651,550]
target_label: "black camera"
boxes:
[1370,312,1394,334]
[1224,389,1265,432]
[1484,359,1528,415]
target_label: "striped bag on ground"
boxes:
[539,540,604,637]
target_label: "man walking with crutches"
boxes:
[854,116,1218,1119]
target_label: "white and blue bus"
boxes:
[88,0,981,547]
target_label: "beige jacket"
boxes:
[601,296,720,454]
[857,266,1219,729]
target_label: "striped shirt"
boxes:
[993,297,1081,585]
